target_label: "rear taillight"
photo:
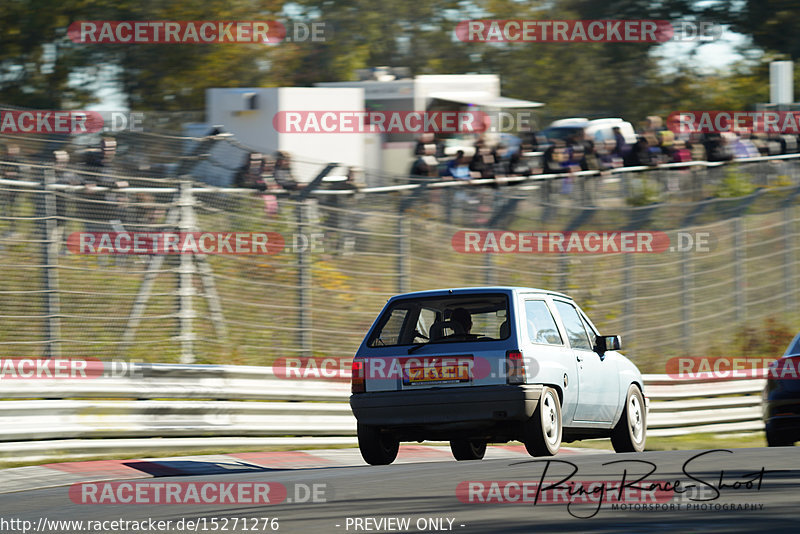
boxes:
[506,350,526,384]
[351,358,365,393]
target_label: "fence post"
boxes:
[623,252,635,351]
[785,206,795,313]
[484,253,495,285]
[681,247,693,345]
[297,200,312,358]
[397,215,409,293]
[558,253,569,292]
[733,217,746,323]
[40,169,61,359]
[178,181,196,363]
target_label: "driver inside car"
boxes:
[451,307,479,340]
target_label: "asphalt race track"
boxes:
[1,447,798,533]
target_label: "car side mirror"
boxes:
[595,335,621,354]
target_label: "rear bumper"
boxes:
[350,384,543,426]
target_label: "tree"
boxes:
[0,0,94,107]
[705,0,800,60]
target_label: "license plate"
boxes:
[402,356,473,385]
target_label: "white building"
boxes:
[199,73,543,186]
[205,87,366,183]
[317,73,543,176]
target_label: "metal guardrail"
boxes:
[0,364,767,464]
[644,374,765,437]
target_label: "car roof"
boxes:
[588,118,625,125]
[549,118,589,127]
[386,286,571,302]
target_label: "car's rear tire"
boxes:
[450,439,487,461]
[357,423,399,465]
[523,387,562,456]
[766,425,795,447]
[611,385,646,453]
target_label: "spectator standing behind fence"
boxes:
[624,136,652,167]
[235,152,264,188]
[612,126,629,160]
[258,154,280,217]
[701,133,733,162]
[273,150,302,191]
[470,140,496,179]
[325,167,363,255]
[731,130,760,159]
[445,150,474,180]
[409,143,439,182]
[235,152,280,216]
[413,133,444,158]
[505,146,533,176]
[53,150,79,236]
[597,139,623,171]
[688,133,707,161]
[645,132,667,165]
[79,137,127,234]
[543,140,569,174]
[670,139,692,163]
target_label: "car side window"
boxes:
[554,301,593,351]
[369,308,408,346]
[524,300,563,345]
[579,311,598,338]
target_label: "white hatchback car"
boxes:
[350,287,647,465]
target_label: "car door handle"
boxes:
[576,354,583,362]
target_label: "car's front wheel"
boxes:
[357,423,399,465]
[523,387,562,456]
[450,439,487,461]
[611,385,646,453]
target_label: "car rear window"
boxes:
[367,293,509,348]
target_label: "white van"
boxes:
[544,118,637,146]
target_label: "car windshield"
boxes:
[367,293,509,348]
[542,126,584,141]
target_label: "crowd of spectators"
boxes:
[0,138,167,245]
[407,115,800,184]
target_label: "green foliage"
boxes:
[626,178,661,206]
[705,0,800,59]
[731,316,796,359]
[715,165,756,198]
[701,316,796,362]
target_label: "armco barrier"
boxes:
[0,364,767,463]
